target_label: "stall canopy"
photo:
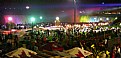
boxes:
[6,47,37,58]
[65,47,93,57]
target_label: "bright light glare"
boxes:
[79,11,82,13]
[8,17,12,21]
[100,18,102,20]
[106,18,109,20]
[26,6,30,9]
[56,17,59,20]
[31,17,35,22]
[115,17,118,19]
[40,16,42,19]
[11,29,16,31]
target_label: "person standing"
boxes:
[111,50,115,58]
[115,45,121,58]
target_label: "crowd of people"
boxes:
[0,23,121,58]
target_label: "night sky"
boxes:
[80,0,121,4]
[1,0,121,5]
[0,0,121,16]
[0,0,121,23]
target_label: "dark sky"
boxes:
[1,0,121,14]
[1,0,121,5]
[80,0,121,4]
[0,0,121,23]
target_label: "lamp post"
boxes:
[31,17,35,32]
[55,17,60,26]
[8,17,13,30]
[73,0,77,24]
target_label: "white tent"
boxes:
[6,47,37,58]
[65,47,93,57]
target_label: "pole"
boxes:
[74,0,76,24]
[32,22,34,32]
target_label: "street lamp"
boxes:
[40,16,43,22]
[56,17,59,20]
[8,17,13,21]
[31,17,35,32]
[26,6,30,9]
[40,16,43,19]
[55,17,60,26]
